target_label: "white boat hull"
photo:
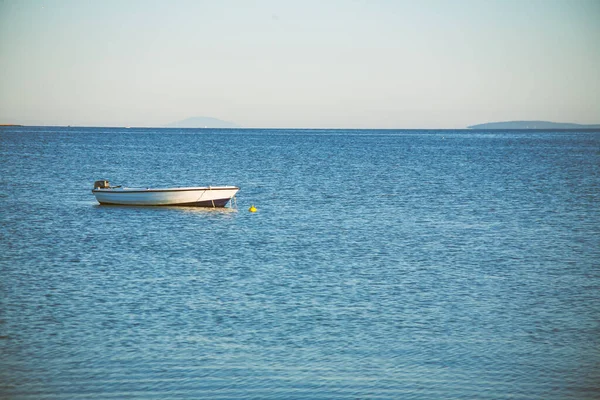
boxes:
[92,186,239,207]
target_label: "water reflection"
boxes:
[94,203,238,215]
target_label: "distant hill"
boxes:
[165,117,240,128]
[468,121,600,129]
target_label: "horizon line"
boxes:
[2,124,600,131]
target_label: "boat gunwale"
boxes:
[92,186,239,194]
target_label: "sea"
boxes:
[1,126,599,399]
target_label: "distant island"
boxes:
[165,116,240,128]
[468,121,600,129]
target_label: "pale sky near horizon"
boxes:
[0,0,598,128]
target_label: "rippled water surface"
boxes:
[1,127,599,399]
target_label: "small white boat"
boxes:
[92,180,239,207]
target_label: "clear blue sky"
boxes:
[1,0,598,128]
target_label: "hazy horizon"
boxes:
[3,119,600,130]
[1,0,599,129]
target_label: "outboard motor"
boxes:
[94,180,110,189]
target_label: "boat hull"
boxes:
[92,186,239,207]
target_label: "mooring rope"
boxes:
[209,186,215,208]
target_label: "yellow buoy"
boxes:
[249,205,257,213]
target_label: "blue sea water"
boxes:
[1,126,599,399]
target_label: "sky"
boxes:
[0,0,598,128]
